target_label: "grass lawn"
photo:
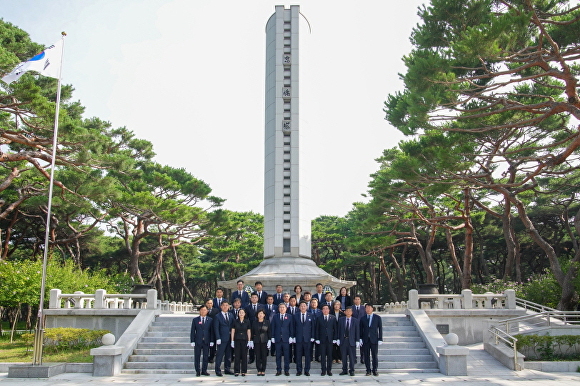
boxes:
[0,339,93,363]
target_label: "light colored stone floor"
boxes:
[1,343,579,385]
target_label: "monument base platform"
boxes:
[218,257,355,292]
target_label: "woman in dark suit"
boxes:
[251,309,271,376]
[336,286,353,310]
[332,300,345,363]
[231,308,252,376]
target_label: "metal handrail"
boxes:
[488,325,521,370]
[515,298,559,313]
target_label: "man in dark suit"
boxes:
[315,304,337,376]
[205,299,219,364]
[337,306,360,376]
[293,301,315,376]
[245,293,263,364]
[190,305,214,376]
[308,298,321,362]
[320,291,334,310]
[313,283,325,304]
[271,302,294,376]
[360,304,382,376]
[229,298,243,320]
[264,295,276,320]
[213,288,226,310]
[230,280,250,308]
[254,281,268,304]
[351,295,365,364]
[273,284,284,305]
[213,301,234,376]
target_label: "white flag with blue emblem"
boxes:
[2,39,63,84]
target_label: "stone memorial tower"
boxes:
[219,5,354,292]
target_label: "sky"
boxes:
[1,0,426,221]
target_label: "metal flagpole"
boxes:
[32,31,67,366]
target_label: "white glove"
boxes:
[310,338,315,342]
[190,342,195,347]
[315,340,320,345]
[378,340,383,345]
[332,340,337,344]
[267,341,272,349]
[336,339,340,346]
[216,339,221,345]
[290,337,295,344]
[210,342,215,347]
[359,339,363,346]
[231,341,235,348]
[356,342,361,348]
[247,341,254,349]
[271,338,275,343]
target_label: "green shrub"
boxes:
[21,327,110,353]
[515,334,580,360]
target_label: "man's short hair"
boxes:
[299,301,308,306]
[251,292,258,297]
[237,280,244,284]
[255,281,263,286]
[321,304,330,310]
[354,295,361,300]
[316,283,323,287]
[233,298,241,304]
[267,294,274,299]
[216,287,224,292]
[198,305,207,311]
[344,306,353,311]
[276,284,282,288]
[365,303,375,310]
[303,291,311,296]
[278,302,287,309]
[221,300,230,306]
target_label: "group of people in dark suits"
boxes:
[190,280,383,377]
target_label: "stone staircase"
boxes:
[123,313,439,374]
[379,314,439,372]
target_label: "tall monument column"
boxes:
[219,5,354,293]
[264,5,310,260]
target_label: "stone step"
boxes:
[383,325,417,331]
[381,341,427,349]
[144,331,191,337]
[122,367,440,374]
[134,349,194,355]
[140,337,189,343]
[383,330,420,337]
[384,336,423,342]
[136,343,193,349]
[123,360,439,371]
[128,355,194,362]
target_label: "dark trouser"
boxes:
[295,340,312,372]
[340,343,356,372]
[275,341,290,372]
[233,340,248,374]
[255,342,268,372]
[363,341,379,372]
[193,342,209,373]
[215,339,232,373]
[208,343,216,362]
[332,342,341,361]
[312,340,320,361]
[319,341,333,373]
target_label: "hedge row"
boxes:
[515,334,580,360]
[22,328,110,353]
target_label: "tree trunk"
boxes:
[462,188,474,290]
[389,248,406,301]
[379,254,398,302]
[171,245,195,302]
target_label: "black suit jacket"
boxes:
[251,319,271,344]
[360,313,383,344]
[315,314,337,343]
[190,315,214,345]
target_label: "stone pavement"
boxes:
[1,343,579,385]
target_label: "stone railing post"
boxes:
[74,291,85,308]
[408,289,419,309]
[461,289,473,309]
[91,333,122,376]
[49,289,62,309]
[94,289,107,309]
[146,289,158,309]
[504,289,516,309]
[437,333,469,375]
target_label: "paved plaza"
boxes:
[1,343,579,385]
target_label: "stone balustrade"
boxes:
[408,289,516,310]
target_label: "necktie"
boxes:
[369,314,372,327]
[302,314,305,323]
[280,314,283,321]
[253,305,256,312]
[224,312,228,322]
[325,315,328,322]
[347,318,350,330]
[202,317,205,324]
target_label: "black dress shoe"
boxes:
[372,370,378,376]
[350,371,355,376]
[208,359,214,363]
[366,371,371,376]
[305,371,310,376]
[339,371,348,375]
[296,371,302,376]
[215,372,223,377]
[276,371,282,376]
[224,370,234,375]
[201,372,210,376]
[249,359,254,364]
[320,371,326,376]
[196,372,200,377]
[242,373,245,376]
[285,371,290,376]
[327,371,333,376]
